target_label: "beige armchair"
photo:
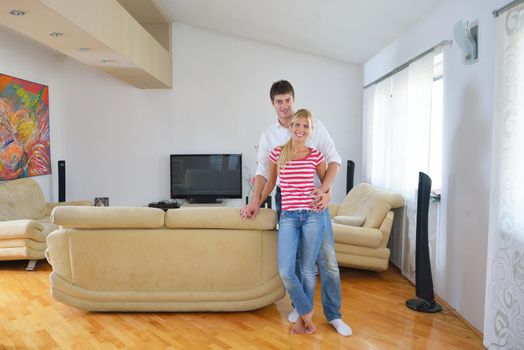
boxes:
[329,183,404,272]
[0,178,92,270]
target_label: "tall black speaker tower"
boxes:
[406,172,442,313]
[346,160,355,193]
[58,160,66,202]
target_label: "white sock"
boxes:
[329,319,352,337]
[287,308,299,323]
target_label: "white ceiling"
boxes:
[157,0,441,64]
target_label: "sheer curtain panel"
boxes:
[363,52,437,284]
[484,3,524,348]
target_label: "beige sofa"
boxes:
[329,183,404,272]
[0,178,91,270]
[45,206,285,312]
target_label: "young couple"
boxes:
[240,80,351,336]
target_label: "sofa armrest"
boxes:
[45,229,73,282]
[378,211,395,247]
[46,200,93,217]
[0,219,46,241]
[328,204,339,219]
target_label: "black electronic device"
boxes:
[170,154,242,203]
[346,160,355,193]
[148,201,180,211]
[58,160,66,202]
[406,172,443,313]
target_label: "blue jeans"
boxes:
[276,187,342,321]
[278,210,325,316]
[318,210,342,321]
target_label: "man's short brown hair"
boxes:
[270,80,295,102]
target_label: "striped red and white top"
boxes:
[269,146,325,211]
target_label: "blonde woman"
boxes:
[258,109,326,335]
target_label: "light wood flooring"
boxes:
[0,260,484,349]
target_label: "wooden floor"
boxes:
[0,260,484,350]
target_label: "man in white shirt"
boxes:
[240,80,352,337]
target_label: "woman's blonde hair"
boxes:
[277,108,314,172]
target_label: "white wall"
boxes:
[0,23,362,206]
[0,29,61,198]
[364,0,508,332]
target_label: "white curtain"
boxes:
[484,3,524,348]
[363,52,436,283]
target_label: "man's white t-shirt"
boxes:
[256,119,341,183]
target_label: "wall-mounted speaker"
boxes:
[453,19,478,65]
[58,160,66,202]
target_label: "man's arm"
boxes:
[319,162,339,193]
[312,162,339,210]
[313,120,342,168]
[311,120,342,209]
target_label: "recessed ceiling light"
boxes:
[78,48,90,52]
[9,10,25,16]
[49,32,63,37]
[100,59,115,63]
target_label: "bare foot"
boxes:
[290,317,306,335]
[301,311,316,334]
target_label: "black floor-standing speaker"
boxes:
[346,160,355,194]
[58,160,66,202]
[406,172,442,313]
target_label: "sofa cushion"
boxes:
[165,207,277,230]
[333,215,366,226]
[0,178,47,221]
[51,206,165,228]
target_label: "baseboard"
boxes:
[434,293,483,340]
[395,263,483,341]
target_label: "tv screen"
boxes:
[170,154,242,203]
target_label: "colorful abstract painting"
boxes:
[0,74,50,180]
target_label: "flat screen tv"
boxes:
[170,154,242,203]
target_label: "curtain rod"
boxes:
[493,0,524,17]
[363,40,452,89]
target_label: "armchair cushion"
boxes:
[327,204,339,218]
[337,183,404,228]
[333,215,365,227]
[0,220,45,241]
[333,224,383,248]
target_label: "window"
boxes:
[362,48,445,283]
